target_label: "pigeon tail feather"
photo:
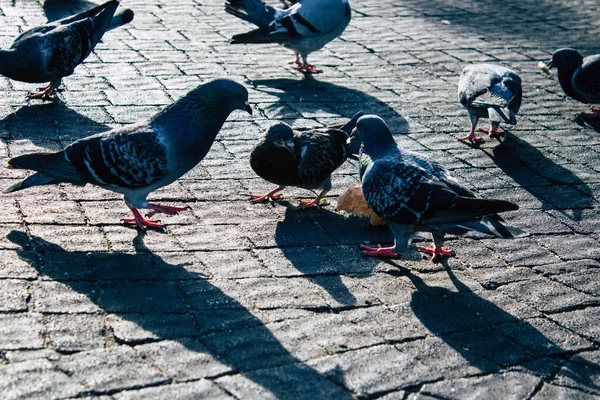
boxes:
[4,172,56,193]
[107,8,134,31]
[225,0,276,29]
[451,196,518,216]
[488,106,516,125]
[230,28,277,44]
[455,216,529,239]
[8,152,82,185]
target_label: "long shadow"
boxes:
[274,202,385,306]
[490,133,595,221]
[401,0,600,53]
[8,230,353,399]
[384,260,600,392]
[1,99,110,150]
[43,0,99,22]
[250,78,410,136]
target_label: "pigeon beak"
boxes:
[545,60,553,69]
[285,140,295,154]
[244,101,252,115]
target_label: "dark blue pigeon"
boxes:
[0,0,133,100]
[357,115,528,262]
[5,79,252,229]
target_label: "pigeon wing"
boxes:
[295,128,348,184]
[573,54,600,97]
[65,124,168,189]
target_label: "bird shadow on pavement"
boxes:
[383,259,600,393]
[7,229,353,399]
[490,133,594,221]
[249,78,410,135]
[0,99,110,150]
[274,201,386,306]
[43,0,99,22]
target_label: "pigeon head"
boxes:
[209,78,252,115]
[353,115,396,154]
[546,48,583,72]
[265,122,295,154]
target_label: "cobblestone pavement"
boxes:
[0,0,599,398]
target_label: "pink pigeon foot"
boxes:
[28,87,55,100]
[418,245,456,262]
[298,62,322,74]
[147,203,190,217]
[457,133,484,144]
[479,128,506,138]
[249,186,285,204]
[122,208,164,230]
[360,244,398,258]
[579,107,600,119]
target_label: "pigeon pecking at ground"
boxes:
[543,48,600,119]
[4,79,252,229]
[356,115,528,262]
[457,63,522,145]
[249,111,363,208]
[0,0,133,100]
[225,0,351,74]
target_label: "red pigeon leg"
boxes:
[579,107,600,119]
[122,207,164,230]
[148,203,189,215]
[298,61,322,74]
[418,245,456,262]
[28,85,55,100]
[249,186,285,204]
[360,244,398,258]
[479,128,506,138]
[458,125,484,144]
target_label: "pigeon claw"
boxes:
[147,203,190,216]
[579,108,600,120]
[298,198,321,209]
[457,135,484,145]
[360,244,398,258]
[123,207,165,230]
[28,89,54,101]
[249,192,284,204]
[418,245,456,263]
[479,128,506,138]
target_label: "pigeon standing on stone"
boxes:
[5,79,252,229]
[0,0,133,100]
[225,0,351,74]
[543,48,600,119]
[356,115,528,261]
[249,112,363,208]
[457,64,522,144]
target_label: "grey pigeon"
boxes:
[356,115,528,262]
[5,79,252,229]
[545,48,600,119]
[249,111,362,208]
[225,0,351,74]
[457,63,522,144]
[0,0,133,100]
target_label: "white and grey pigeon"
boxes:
[356,115,528,262]
[457,63,522,145]
[5,79,252,229]
[249,111,363,208]
[225,0,351,74]
[0,0,133,100]
[544,48,600,119]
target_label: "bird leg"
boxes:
[479,128,506,138]
[297,61,322,74]
[458,116,484,144]
[249,186,285,204]
[360,244,398,258]
[298,189,327,209]
[122,207,164,230]
[29,80,61,100]
[417,245,456,263]
[288,52,302,66]
[146,203,190,217]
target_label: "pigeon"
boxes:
[356,115,528,262]
[457,64,522,145]
[225,0,351,74]
[544,48,600,119]
[0,0,134,100]
[5,79,252,229]
[249,111,363,208]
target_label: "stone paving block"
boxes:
[135,339,232,381]
[57,346,168,394]
[0,358,86,400]
[107,312,199,343]
[99,280,186,313]
[31,280,100,313]
[45,313,105,352]
[532,383,599,400]
[0,313,44,350]
[114,379,234,400]
[0,278,28,312]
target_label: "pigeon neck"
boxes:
[556,67,579,99]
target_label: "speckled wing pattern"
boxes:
[65,125,168,189]
[361,149,472,224]
[294,128,348,185]
[459,65,520,110]
[268,0,348,40]
[574,54,600,97]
